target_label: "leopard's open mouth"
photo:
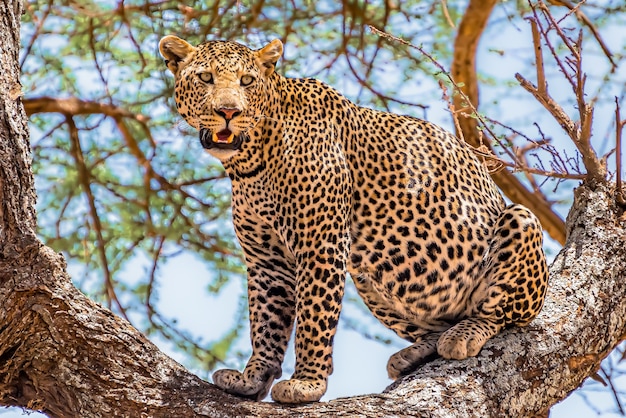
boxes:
[199,128,243,150]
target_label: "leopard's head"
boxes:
[159,36,282,161]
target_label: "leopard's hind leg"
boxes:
[437,204,549,360]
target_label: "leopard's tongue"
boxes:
[214,129,235,144]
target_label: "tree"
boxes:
[1,0,626,416]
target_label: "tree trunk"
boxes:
[2,1,625,417]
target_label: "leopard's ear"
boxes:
[159,35,196,76]
[255,39,283,76]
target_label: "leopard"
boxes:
[159,35,549,404]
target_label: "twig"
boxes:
[572,29,596,175]
[528,18,547,95]
[146,234,167,319]
[20,0,54,69]
[545,0,617,70]
[472,147,585,180]
[600,366,626,415]
[343,49,428,111]
[517,141,544,194]
[440,0,456,28]
[535,3,578,93]
[368,25,518,163]
[178,174,228,187]
[66,115,129,321]
[438,80,464,143]
[88,18,113,104]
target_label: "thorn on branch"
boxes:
[589,371,608,386]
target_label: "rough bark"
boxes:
[2,1,626,417]
[0,0,39,259]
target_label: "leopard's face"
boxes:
[159,37,283,161]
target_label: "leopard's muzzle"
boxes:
[199,128,244,150]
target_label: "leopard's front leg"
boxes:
[270,247,348,403]
[212,223,297,401]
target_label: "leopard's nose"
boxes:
[215,107,241,120]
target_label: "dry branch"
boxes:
[515,75,576,139]
[545,0,616,70]
[517,2,607,186]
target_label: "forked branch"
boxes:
[516,2,607,186]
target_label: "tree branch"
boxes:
[517,2,607,186]
[65,115,127,318]
[1,182,625,417]
[23,96,149,123]
[545,0,617,70]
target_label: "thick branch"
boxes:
[23,96,149,123]
[0,247,245,418]
[451,0,566,245]
[386,182,626,417]
[0,1,38,258]
[1,182,624,417]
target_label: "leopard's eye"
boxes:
[241,75,255,86]
[198,72,214,84]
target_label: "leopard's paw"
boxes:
[387,333,439,379]
[271,378,327,404]
[213,362,281,401]
[437,319,496,360]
